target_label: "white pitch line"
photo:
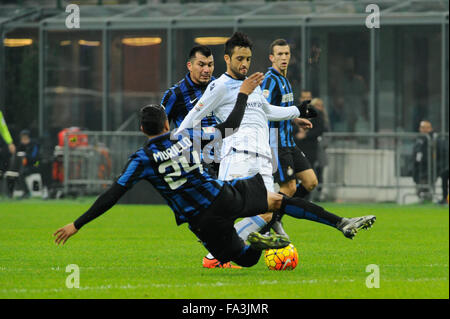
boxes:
[0,277,447,295]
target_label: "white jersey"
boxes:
[176,73,300,159]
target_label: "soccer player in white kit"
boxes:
[177,32,376,268]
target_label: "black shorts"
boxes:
[188,173,268,263]
[273,146,311,184]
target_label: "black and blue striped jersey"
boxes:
[116,131,224,225]
[161,73,217,129]
[161,74,218,162]
[261,67,295,148]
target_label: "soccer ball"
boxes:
[264,244,299,271]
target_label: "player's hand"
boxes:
[297,100,318,118]
[293,118,313,130]
[296,127,307,140]
[53,223,78,245]
[8,143,16,155]
[239,72,265,95]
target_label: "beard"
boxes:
[193,73,211,86]
[197,79,210,87]
[229,65,247,80]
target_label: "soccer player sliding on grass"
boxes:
[54,73,375,268]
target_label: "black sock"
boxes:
[281,196,343,228]
[275,191,288,222]
[258,191,287,234]
[294,183,310,199]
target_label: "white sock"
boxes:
[234,216,267,241]
[205,216,267,260]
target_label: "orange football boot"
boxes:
[202,257,242,269]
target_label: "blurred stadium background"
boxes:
[0,0,448,204]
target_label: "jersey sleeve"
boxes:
[161,88,179,124]
[261,76,281,105]
[73,182,127,230]
[116,152,148,189]
[261,94,300,121]
[175,80,227,134]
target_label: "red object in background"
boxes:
[52,160,64,183]
[53,127,88,183]
[58,127,88,148]
[53,127,111,185]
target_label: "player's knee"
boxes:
[232,247,261,267]
[303,177,318,192]
[279,180,297,197]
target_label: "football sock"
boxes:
[258,191,288,234]
[281,196,342,228]
[293,183,310,199]
[234,216,267,240]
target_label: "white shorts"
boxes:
[218,151,275,192]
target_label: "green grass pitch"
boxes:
[0,199,448,299]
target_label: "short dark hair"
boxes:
[270,38,289,55]
[188,45,212,61]
[224,31,253,57]
[139,104,167,136]
[20,129,31,137]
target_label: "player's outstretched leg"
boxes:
[279,196,376,239]
[203,231,290,268]
[228,232,290,267]
[336,215,376,239]
[204,215,268,268]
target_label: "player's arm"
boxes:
[293,118,313,130]
[261,76,304,127]
[175,80,226,134]
[161,88,178,124]
[214,72,264,137]
[53,154,144,245]
[263,99,317,121]
[53,183,127,245]
[0,111,15,154]
[262,100,300,121]
[259,79,300,121]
